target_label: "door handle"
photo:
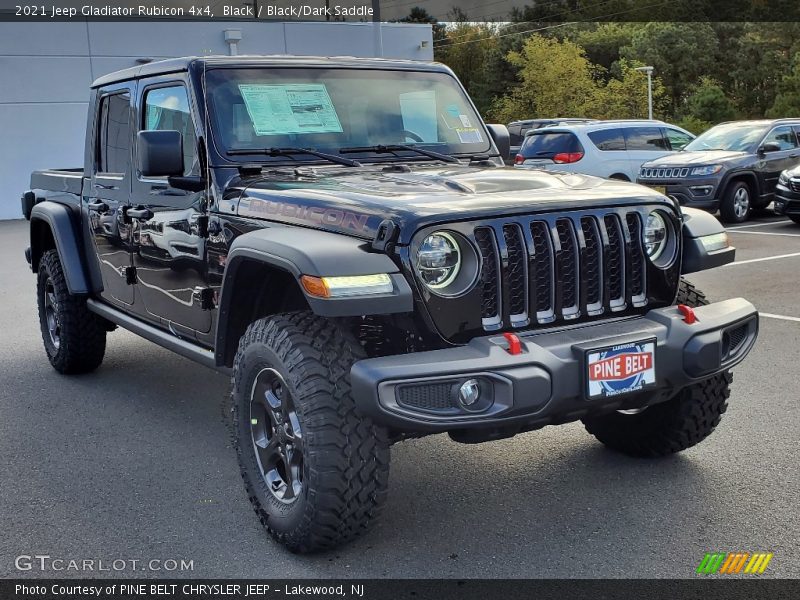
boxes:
[126,207,153,221]
[94,183,118,191]
[87,201,108,211]
[149,185,168,194]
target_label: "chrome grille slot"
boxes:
[555,219,580,319]
[503,224,529,327]
[474,227,502,330]
[625,213,647,306]
[580,217,604,316]
[602,214,626,311]
[530,221,555,323]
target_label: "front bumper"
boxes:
[351,299,758,433]
[636,178,721,210]
[774,183,800,216]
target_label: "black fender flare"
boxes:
[719,169,760,198]
[215,227,414,364]
[681,207,735,274]
[29,201,90,295]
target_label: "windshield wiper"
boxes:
[226,147,361,167]
[338,144,460,164]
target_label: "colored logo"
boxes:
[696,552,773,575]
[588,351,653,382]
[586,341,656,398]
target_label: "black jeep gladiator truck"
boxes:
[23,56,758,553]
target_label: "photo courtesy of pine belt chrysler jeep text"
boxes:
[22,56,759,553]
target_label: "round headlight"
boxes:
[416,232,461,289]
[643,211,668,260]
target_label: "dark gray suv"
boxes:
[637,119,800,223]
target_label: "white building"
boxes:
[0,20,433,220]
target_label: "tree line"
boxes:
[404,12,800,134]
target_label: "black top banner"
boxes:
[1,0,800,22]
[3,579,800,600]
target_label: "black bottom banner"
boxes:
[2,579,799,600]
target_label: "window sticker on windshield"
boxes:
[456,128,483,144]
[237,83,343,135]
[459,115,472,128]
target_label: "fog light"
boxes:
[458,379,481,406]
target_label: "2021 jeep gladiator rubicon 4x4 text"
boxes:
[23,56,758,553]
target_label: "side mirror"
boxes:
[137,130,184,177]
[759,141,781,155]
[486,124,511,161]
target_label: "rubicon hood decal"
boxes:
[236,165,672,243]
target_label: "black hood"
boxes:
[229,164,672,244]
[643,150,747,167]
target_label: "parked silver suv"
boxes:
[514,120,694,181]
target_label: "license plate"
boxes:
[648,185,667,195]
[586,340,656,399]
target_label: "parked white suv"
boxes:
[513,120,695,181]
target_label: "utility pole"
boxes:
[635,66,654,120]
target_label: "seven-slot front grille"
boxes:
[639,167,690,179]
[473,211,650,331]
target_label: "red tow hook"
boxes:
[503,332,523,355]
[677,304,699,324]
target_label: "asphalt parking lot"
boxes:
[1,212,798,579]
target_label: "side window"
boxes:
[143,85,197,175]
[508,124,522,146]
[624,127,668,151]
[664,128,693,151]
[587,128,626,151]
[97,92,131,175]
[763,125,798,151]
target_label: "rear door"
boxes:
[88,83,135,306]
[129,78,212,336]
[586,127,629,178]
[624,126,671,178]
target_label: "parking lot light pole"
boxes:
[635,66,654,120]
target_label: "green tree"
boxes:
[767,53,800,118]
[621,22,718,114]
[685,78,736,123]
[594,61,667,119]
[434,14,501,116]
[489,35,602,122]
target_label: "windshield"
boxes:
[205,67,491,161]
[683,123,767,152]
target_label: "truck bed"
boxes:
[30,169,84,196]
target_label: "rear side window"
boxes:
[144,85,197,175]
[624,127,668,151]
[97,92,132,175]
[588,128,626,151]
[508,124,522,146]
[520,132,583,158]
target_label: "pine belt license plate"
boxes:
[586,339,656,399]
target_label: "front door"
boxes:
[758,125,800,195]
[88,84,135,306]
[129,80,212,336]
